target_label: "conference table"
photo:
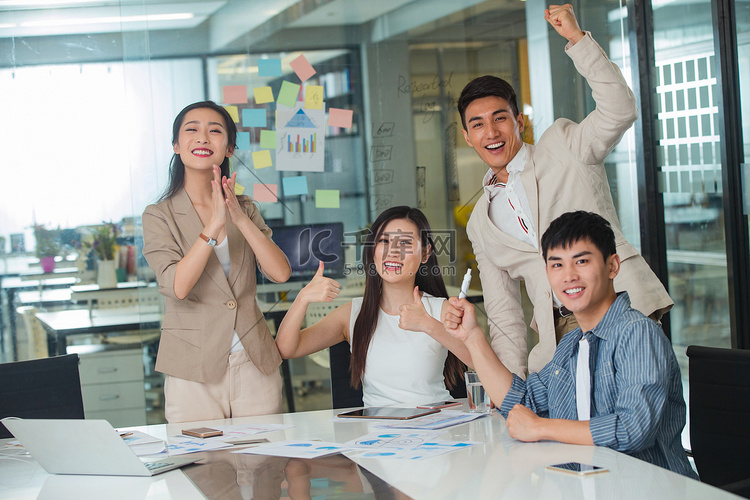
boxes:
[1,404,736,500]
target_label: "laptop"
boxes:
[2,418,200,476]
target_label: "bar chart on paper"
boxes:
[288,133,317,153]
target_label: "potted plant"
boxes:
[84,222,120,288]
[33,224,59,273]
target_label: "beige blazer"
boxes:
[467,34,673,378]
[142,189,282,383]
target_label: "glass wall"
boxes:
[0,0,713,423]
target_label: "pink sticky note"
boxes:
[223,85,248,104]
[253,184,278,203]
[290,54,317,82]
[328,108,353,128]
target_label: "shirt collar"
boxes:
[482,143,527,187]
[588,292,631,341]
[506,143,527,174]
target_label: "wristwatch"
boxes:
[199,233,218,247]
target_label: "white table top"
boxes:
[0,405,733,500]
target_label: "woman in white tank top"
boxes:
[276,206,473,407]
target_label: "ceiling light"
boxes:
[20,12,194,28]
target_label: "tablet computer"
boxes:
[336,407,440,420]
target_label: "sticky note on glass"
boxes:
[224,105,239,123]
[234,182,245,196]
[277,81,301,108]
[305,85,324,110]
[260,130,276,149]
[223,85,247,104]
[258,59,282,77]
[328,108,353,128]
[253,184,278,202]
[252,150,273,169]
[236,132,251,150]
[282,175,308,196]
[254,86,274,104]
[290,54,316,82]
[242,108,266,128]
[316,190,340,209]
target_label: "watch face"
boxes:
[207,237,217,246]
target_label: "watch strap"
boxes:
[199,233,218,246]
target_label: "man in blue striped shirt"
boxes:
[445,211,697,478]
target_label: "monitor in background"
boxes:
[267,222,345,282]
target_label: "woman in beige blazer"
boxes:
[142,101,291,423]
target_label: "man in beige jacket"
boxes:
[459,4,672,377]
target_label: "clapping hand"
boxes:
[222,171,247,225]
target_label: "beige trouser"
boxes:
[164,349,283,423]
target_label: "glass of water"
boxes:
[465,371,491,413]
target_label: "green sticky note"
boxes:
[260,130,276,149]
[252,150,273,169]
[277,81,301,108]
[315,190,340,209]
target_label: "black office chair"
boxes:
[328,341,363,409]
[686,345,750,498]
[0,353,85,438]
[328,341,468,408]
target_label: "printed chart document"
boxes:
[374,410,489,430]
[119,430,166,456]
[234,441,355,459]
[344,430,478,460]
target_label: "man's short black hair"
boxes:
[541,211,616,262]
[457,75,520,130]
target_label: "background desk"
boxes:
[35,305,162,356]
[0,406,733,500]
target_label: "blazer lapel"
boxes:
[520,144,540,246]
[226,220,247,290]
[474,188,537,254]
[172,189,233,299]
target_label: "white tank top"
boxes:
[349,293,451,407]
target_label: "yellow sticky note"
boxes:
[234,182,245,195]
[254,86,274,104]
[252,150,273,169]
[315,189,340,209]
[224,105,239,123]
[305,85,324,110]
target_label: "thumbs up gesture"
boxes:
[299,261,341,306]
[398,286,432,332]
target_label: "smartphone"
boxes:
[546,462,609,476]
[181,427,224,439]
[223,436,270,446]
[416,400,462,409]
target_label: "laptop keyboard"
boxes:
[145,461,174,471]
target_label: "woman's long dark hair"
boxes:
[157,101,237,202]
[350,206,466,389]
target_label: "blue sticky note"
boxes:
[236,131,250,150]
[258,59,282,77]
[242,108,267,128]
[282,175,308,196]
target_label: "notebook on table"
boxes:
[2,418,200,476]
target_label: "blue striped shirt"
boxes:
[500,292,697,478]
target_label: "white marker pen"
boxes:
[458,268,472,299]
